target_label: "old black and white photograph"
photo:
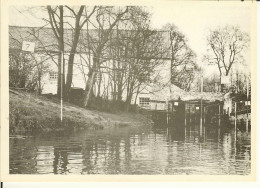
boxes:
[0,0,257,180]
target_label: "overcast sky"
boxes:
[149,1,253,75]
[9,2,254,76]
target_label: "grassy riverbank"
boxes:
[9,89,153,133]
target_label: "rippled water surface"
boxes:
[10,124,251,175]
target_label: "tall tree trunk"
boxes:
[117,86,123,102]
[57,52,62,96]
[117,66,124,102]
[125,81,134,111]
[37,67,42,95]
[125,93,133,112]
[83,71,97,107]
[83,57,98,107]
[65,6,84,100]
[134,84,141,105]
[113,61,117,101]
[56,6,64,98]
[97,73,102,97]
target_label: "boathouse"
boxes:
[151,89,225,125]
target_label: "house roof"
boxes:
[9,26,59,52]
[170,91,224,102]
[148,81,224,102]
[149,82,186,101]
[9,26,172,59]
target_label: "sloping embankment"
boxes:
[9,89,152,133]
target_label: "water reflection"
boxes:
[10,123,251,175]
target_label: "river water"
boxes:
[10,123,251,175]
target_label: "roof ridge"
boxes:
[9,25,171,33]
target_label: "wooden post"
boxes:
[189,105,191,124]
[218,127,220,141]
[60,51,64,123]
[203,124,206,142]
[185,104,187,127]
[218,104,221,127]
[235,102,237,132]
[200,76,203,137]
[246,76,249,132]
[167,112,169,125]
[155,103,157,122]
[204,107,206,124]
[235,102,237,142]
[189,126,192,139]
[200,101,203,128]
[184,126,186,139]
[166,101,169,125]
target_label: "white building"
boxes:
[9,26,184,109]
[39,54,174,110]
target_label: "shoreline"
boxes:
[9,89,153,134]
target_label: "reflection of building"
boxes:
[66,152,84,174]
[35,146,55,174]
[225,93,251,128]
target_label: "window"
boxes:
[49,72,58,80]
[139,97,150,107]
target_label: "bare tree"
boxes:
[203,25,250,79]
[46,5,96,99]
[64,6,96,99]
[171,62,199,91]
[82,6,129,107]
[123,29,165,109]
[117,9,166,110]
[162,24,197,91]
[78,6,166,110]
[46,6,65,97]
